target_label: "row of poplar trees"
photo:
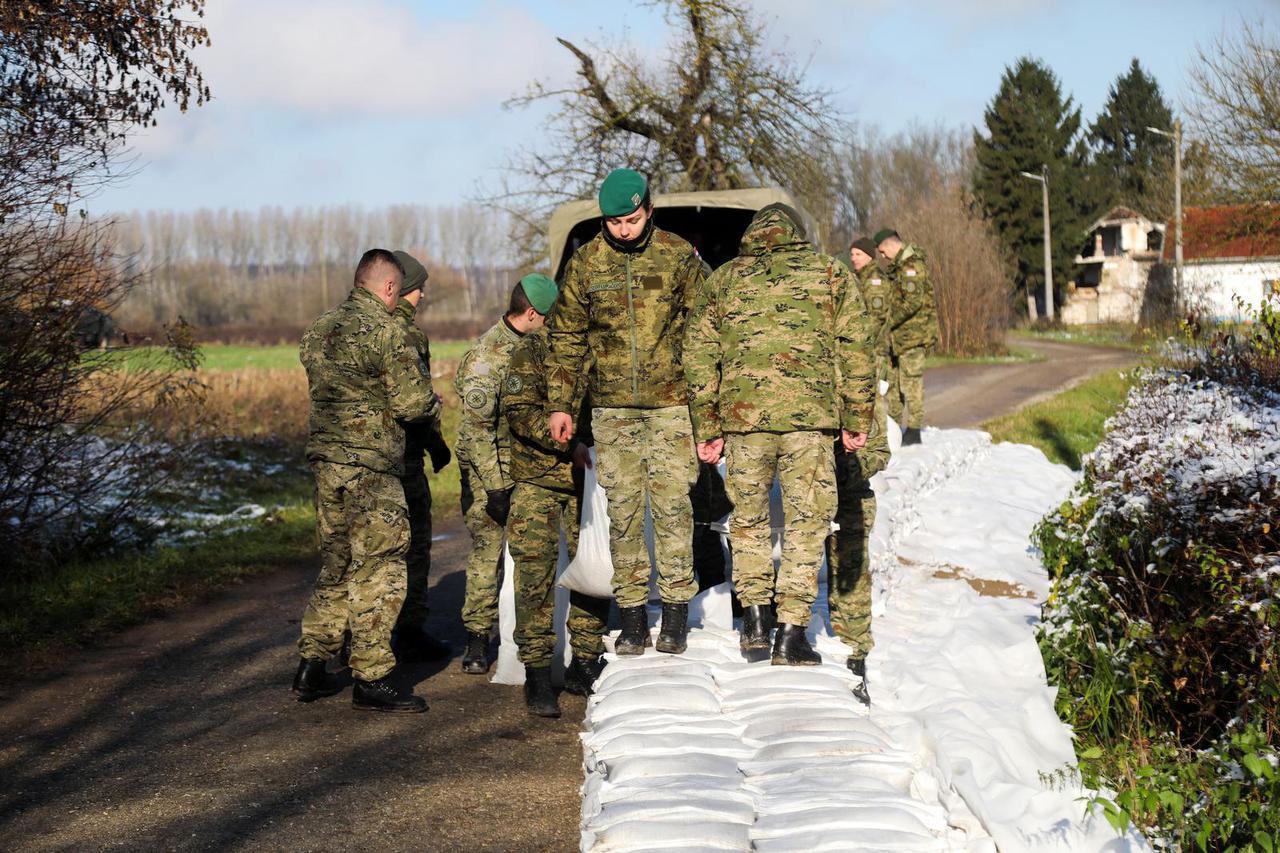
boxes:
[973,58,1177,319]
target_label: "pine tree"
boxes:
[973,57,1098,318]
[1090,58,1176,219]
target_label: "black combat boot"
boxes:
[615,605,651,656]
[771,623,822,666]
[292,658,342,702]
[564,655,607,696]
[461,631,490,674]
[524,666,560,718]
[901,426,922,446]
[655,602,689,654]
[393,626,452,662]
[739,604,773,657]
[847,655,870,705]
[352,678,427,713]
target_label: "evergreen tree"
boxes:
[1090,58,1176,219]
[973,57,1098,318]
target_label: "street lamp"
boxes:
[1019,164,1053,321]
[1147,120,1183,297]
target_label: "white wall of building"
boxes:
[1181,257,1280,320]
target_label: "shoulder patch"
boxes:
[906,269,917,277]
[465,389,488,410]
[505,374,524,394]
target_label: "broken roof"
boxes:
[1172,204,1280,261]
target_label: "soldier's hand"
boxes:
[549,411,574,444]
[485,487,513,526]
[571,442,593,470]
[428,441,452,473]
[696,437,724,464]
[842,430,868,452]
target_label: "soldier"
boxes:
[546,169,707,656]
[390,250,453,661]
[874,228,938,445]
[831,236,895,699]
[502,276,611,717]
[455,275,559,673]
[293,248,439,713]
[685,204,875,666]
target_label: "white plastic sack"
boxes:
[589,819,751,853]
[491,529,573,685]
[558,452,615,598]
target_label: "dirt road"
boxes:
[0,338,1140,852]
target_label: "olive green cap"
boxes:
[873,228,899,245]
[519,273,559,315]
[598,168,648,217]
[393,250,428,295]
[850,237,877,257]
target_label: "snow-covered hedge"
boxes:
[1036,352,1279,846]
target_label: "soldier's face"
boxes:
[877,239,901,261]
[604,205,650,242]
[850,248,873,271]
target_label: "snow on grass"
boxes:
[578,429,1151,852]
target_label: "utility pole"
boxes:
[1147,120,1183,297]
[1019,165,1054,320]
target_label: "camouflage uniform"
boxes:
[502,328,610,667]
[885,244,938,429]
[684,207,875,627]
[393,298,443,630]
[298,286,440,682]
[454,318,522,636]
[546,227,708,609]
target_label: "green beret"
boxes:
[850,237,877,257]
[598,168,648,217]
[519,273,559,315]
[873,228,899,245]
[393,250,428,295]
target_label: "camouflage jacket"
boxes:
[454,317,522,493]
[683,207,876,438]
[887,243,939,352]
[301,287,440,476]
[853,262,894,359]
[546,227,708,412]
[502,328,592,492]
[394,299,443,466]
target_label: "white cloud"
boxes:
[200,0,572,115]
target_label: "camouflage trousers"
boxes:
[592,406,699,608]
[725,430,837,626]
[887,345,927,429]
[459,465,504,636]
[299,461,409,682]
[508,483,610,667]
[829,450,876,656]
[396,459,433,630]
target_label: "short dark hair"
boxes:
[506,281,533,316]
[354,248,405,288]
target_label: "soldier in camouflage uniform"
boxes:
[293,248,439,713]
[502,284,611,717]
[546,169,708,657]
[389,251,453,662]
[875,229,939,445]
[830,236,895,698]
[454,275,560,673]
[685,204,876,666]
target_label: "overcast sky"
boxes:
[93,0,1279,215]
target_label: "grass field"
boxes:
[1010,323,1154,352]
[983,368,1137,469]
[924,345,1043,369]
[106,340,475,372]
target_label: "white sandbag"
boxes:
[756,793,949,832]
[750,737,891,762]
[752,827,946,853]
[750,804,938,840]
[589,818,750,852]
[745,775,904,799]
[490,543,524,684]
[742,716,884,741]
[598,654,713,675]
[588,684,721,724]
[588,711,735,741]
[596,773,746,805]
[592,671,716,694]
[686,582,734,631]
[713,666,853,689]
[742,755,915,791]
[728,696,857,720]
[591,732,758,763]
[559,452,615,598]
[602,752,741,785]
[586,797,757,832]
[718,686,854,708]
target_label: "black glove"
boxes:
[427,439,452,474]
[459,470,475,515]
[484,487,513,526]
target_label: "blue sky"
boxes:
[94,0,1279,215]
